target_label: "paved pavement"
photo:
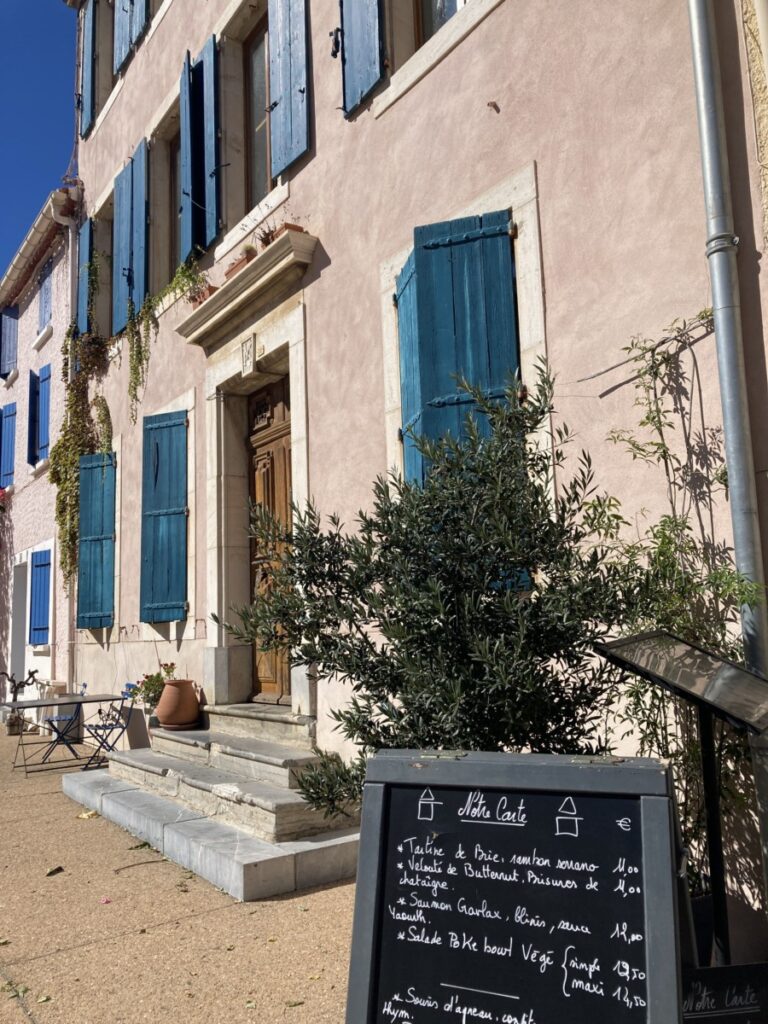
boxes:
[0,732,354,1023]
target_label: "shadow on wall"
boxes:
[0,502,13,699]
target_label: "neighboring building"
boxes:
[0,188,78,708]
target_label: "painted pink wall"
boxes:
[75,0,768,736]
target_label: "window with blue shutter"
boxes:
[140,411,188,623]
[179,37,220,260]
[131,0,149,47]
[77,220,93,336]
[38,259,53,334]
[29,549,51,646]
[112,140,149,334]
[0,308,18,379]
[339,0,385,116]
[268,0,310,177]
[77,453,116,630]
[114,0,132,73]
[396,209,520,483]
[0,404,16,487]
[28,365,51,467]
[80,0,97,136]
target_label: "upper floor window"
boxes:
[38,259,53,335]
[417,0,468,44]
[245,20,272,209]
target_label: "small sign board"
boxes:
[346,751,681,1024]
[683,965,768,1024]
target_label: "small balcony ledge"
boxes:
[33,323,53,351]
[177,228,318,350]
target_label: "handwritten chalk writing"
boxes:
[449,931,478,951]
[682,983,716,1013]
[407,856,443,874]
[612,985,647,1009]
[612,877,642,898]
[526,869,578,889]
[726,984,759,1009]
[382,1000,414,1022]
[483,935,514,957]
[610,922,643,944]
[457,897,502,920]
[514,906,547,929]
[463,863,520,882]
[474,844,502,863]
[406,926,442,945]
[401,836,445,857]
[522,943,554,973]
[613,961,646,982]
[408,893,453,912]
[398,871,450,895]
[507,849,551,868]
[556,858,599,873]
[388,905,426,923]
[457,792,528,827]
[557,919,592,935]
[405,989,439,1009]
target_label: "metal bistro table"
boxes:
[4,692,120,775]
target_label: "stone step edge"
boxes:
[109,749,318,813]
[154,730,320,768]
[61,771,359,902]
[203,704,315,727]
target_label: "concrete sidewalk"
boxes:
[0,733,354,1023]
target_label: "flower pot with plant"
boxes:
[152,663,200,731]
[224,243,258,280]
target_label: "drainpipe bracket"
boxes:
[705,231,739,257]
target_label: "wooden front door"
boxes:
[249,380,292,702]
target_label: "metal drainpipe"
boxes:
[688,0,768,912]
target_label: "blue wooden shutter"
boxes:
[27,371,40,466]
[112,160,133,334]
[200,36,220,248]
[395,251,423,482]
[179,52,194,262]
[114,0,133,73]
[0,308,18,378]
[80,0,97,136]
[29,550,52,645]
[77,453,116,629]
[131,139,148,311]
[38,259,53,333]
[140,411,188,623]
[0,404,16,487]
[77,220,93,335]
[38,364,51,461]
[399,210,519,482]
[130,0,149,46]
[268,0,309,177]
[339,0,384,116]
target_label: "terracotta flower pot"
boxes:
[155,680,199,731]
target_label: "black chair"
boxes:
[82,691,132,770]
[42,682,87,762]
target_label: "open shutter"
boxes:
[131,139,149,311]
[38,259,53,334]
[77,220,93,335]
[268,0,309,177]
[0,404,16,487]
[29,550,51,646]
[179,52,194,262]
[339,0,384,116]
[77,453,116,630]
[140,411,188,623]
[112,160,133,334]
[0,308,18,378]
[398,210,519,482]
[27,371,40,466]
[114,0,133,73]
[131,0,149,46]
[80,0,97,136]
[38,365,51,461]
[395,251,423,482]
[200,36,220,248]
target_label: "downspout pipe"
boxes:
[688,0,768,913]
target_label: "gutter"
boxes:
[688,0,768,921]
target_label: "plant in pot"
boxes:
[224,243,258,280]
[151,663,200,731]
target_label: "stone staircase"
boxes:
[62,704,359,901]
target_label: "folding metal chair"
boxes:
[82,691,132,770]
[41,683,87,763]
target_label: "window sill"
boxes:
[177,227,317,349]
[1,485,15,498]
[213,182,290,265]
[3,368,18,389]
[33,324,53,351]
[372,0,505,119]
[28,458,49,479]
[30,645,51,656]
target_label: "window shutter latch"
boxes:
[329,28,341,59]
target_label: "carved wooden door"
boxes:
[249,380,291,701]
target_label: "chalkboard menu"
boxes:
[683,965,768,1024]
[346,752,681,1024]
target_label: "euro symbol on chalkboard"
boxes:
[616,817,632,832]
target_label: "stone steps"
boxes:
[150,729,320,789]
[62,770,358,902]
[108,748,337,843]
[202,703,315,747]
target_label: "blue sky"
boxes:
[0,0,77,276]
